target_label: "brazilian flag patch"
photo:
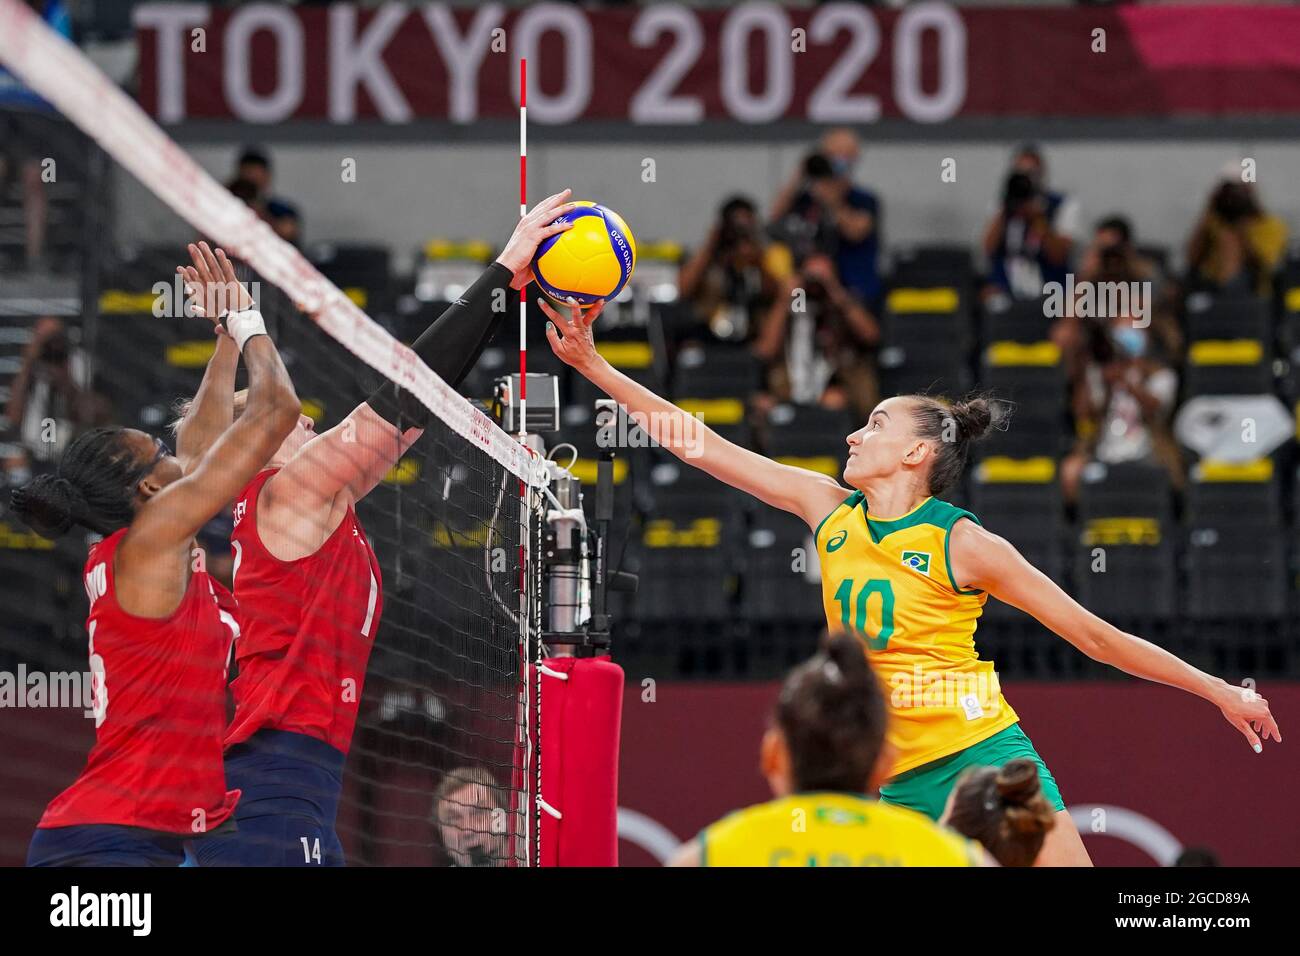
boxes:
[901,551,931,576]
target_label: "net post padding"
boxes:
[536,655,623,867]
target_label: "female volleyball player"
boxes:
[545,297,1281,867]
[670,633,989,867]
[178,195,577,866]
[940,758,1056,867]
[13,249,299,866]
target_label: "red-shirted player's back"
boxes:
[225,468,383,755]
[39,528,240,834]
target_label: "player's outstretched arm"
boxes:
[948,518,1282,753]
[544,297,849,530]
[125,320,300,556]
[278,190,582,511]
[172,242,244,473]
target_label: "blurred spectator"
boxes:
[1053,215,1181,389]
[1,317,110,473]
[770,128,882,307]
[678,195,785,342]
[0,0,73,272]
[982,144,1080,300]
[431,766,509,867]
[235,146,302,245]
[1059,312,1181,503]
[1185,164,1287,298]
[227,177,267,218]
[753,252,880,420]
[1174,846,1220,867]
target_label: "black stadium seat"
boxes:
[878,281,973,399]
[970,456,1065,622]
[1076,461,1174,524]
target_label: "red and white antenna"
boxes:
[518,57,528,439]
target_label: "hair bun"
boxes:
[822,632,871,686]
[995,759,1053,836]
[950,398,996,441]
[10,474,84,539]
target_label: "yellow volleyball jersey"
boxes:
[700,791,982,867]
[814,493,1018,777]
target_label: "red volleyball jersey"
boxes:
[224,468,383,755]
[39,529,241,834]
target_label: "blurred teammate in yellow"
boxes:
[669,633,989,867]
[547,297,1281,867]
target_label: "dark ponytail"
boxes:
[774,632,887,794]
[944,758,1056,867]
[10,427,146,539]
[908,393,1007,496]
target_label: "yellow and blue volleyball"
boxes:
[532,201,636,307]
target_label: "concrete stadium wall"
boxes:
[113,137,1300,275]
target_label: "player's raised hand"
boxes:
[497,189,578,290]
[176,241,255,329]
[1215,681,1282,753]
[541,296,605,373]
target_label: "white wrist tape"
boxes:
[224,308,267,351]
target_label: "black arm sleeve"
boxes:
[366,261,513,429]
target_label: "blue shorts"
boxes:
[192,730,346,867]
[27,824,190,867]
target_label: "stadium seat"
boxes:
[978,360,1068,460]
[1076,461,1174,524]
[1184,292,1271,343]
[1185,524,1287,620]
[1181,292,1272,395]
[889,245,974,290]
[308,243,394,318]
[969,456,1065,621]
[878,282,973,399]
[736,508,823,624]
[1071,516,1177,621]
[628,492,740,625]
[763,403,853,473]
[670,342,757,448]
[1184,457,1281,527]
[981,295,1053,347]
[672,342,761,399]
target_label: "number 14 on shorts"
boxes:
[300,836,322,864]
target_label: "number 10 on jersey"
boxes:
[833,578,895,650]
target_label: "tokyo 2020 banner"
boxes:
[133,3,1300,125]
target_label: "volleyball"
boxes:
[532,201,637,307]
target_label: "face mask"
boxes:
[1112,326,1147,358]
[830,157,852,177]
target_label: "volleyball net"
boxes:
[0,0,551,866]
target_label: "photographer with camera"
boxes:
[1185,163,1287,298]
[1052,216,1180,393]
[1,317,111,488]
[753,252,880,420]
[679,195,784,342]
[982,144,1080,300]
[770,128,881,308]
[1059,307,1182,504]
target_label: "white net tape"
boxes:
[0,0,541,487]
